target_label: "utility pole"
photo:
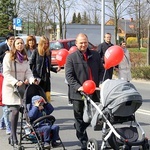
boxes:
[147,21,150,65]
[101,0,105,43]
[138,0,141,50]
[147,0,150,65]
[14,0,17,37]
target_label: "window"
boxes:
[50,42,63,50]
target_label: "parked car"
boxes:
[50,38,97,66]
[0,37,6,43]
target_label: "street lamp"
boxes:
[138,0,141,50]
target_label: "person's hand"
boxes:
[78,86,83,91]
[24,79,29,85]
[34,100,40,107]
[5,50,9,53]
[56,66,61,72]
[96,87,100,90]
[33,78,39,85]
[16,81,23,86]
[115,68,119,72]
[40,97,47,104]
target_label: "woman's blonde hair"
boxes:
[38,36,50,56]
[25,35,37,49]
[10,37,27,61]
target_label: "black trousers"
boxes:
[72,100,90,145]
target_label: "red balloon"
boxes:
[83,80,96,94]
[104,45,124,69]
[56,49,69,66]
[69,46,77,54]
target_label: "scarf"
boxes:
[16,51,24,63]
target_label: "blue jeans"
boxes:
[0,106,10,130]
[37,124,59,143]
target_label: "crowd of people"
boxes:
[0,32,131,150]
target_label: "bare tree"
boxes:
[76,0,101,24]
[105,0,133,44]
[80,0,133,44]
[18,0,54,35]
[51,0,75,39]
[128,0,150,38]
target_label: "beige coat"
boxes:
[2,53,34,105]
[118,49,132,81]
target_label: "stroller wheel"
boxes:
[139,143,150,150]
[122,145,131,150]
[87,138,99,150]
[18,146,25,150]
[139,138,150,150]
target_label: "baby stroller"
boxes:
[17,84,65,150]
[81,79,149,150]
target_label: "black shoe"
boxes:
[52,141,61,148]
[8,136,18,146]
[8,136,14,146]
[81,141,87,150]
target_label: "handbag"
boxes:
[13,61,26,99]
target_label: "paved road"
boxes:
[0,71,150,150]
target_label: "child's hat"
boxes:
[32,95,41,104]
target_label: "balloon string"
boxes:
[102,70,107,83]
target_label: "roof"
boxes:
[118,19,136,33]
[106,18,136,34]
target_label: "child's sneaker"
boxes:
[44,142,50,148]
[6,128,11,135]
[0,121,5,130]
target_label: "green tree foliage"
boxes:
[72,12,76,23]
[82,11,89,24]
[0,0,15,36]
[77,12,81,23]
[94,11,99,24]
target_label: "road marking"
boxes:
[51,91,150,116]
[137,109,150,116]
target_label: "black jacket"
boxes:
[97,41,113,63]
[0,42,9,63]
[65,48,104,101]
[29,49,57,81]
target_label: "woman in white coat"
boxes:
[115,41,132,82]
[2,37,37,148]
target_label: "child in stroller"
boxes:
[28,95,61,149]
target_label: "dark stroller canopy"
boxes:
[23,84,47,105]
[100,79,142,116]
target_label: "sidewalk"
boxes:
[59,69,150,84]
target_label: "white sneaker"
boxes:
[6,128,11,135]
[68,103,73,106]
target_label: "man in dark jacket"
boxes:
[65,33,104,150]
[0,33,14,72]
[97,33,114,80]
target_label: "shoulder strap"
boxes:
[14,61,17,79]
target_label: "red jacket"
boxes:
[0,74,4,106]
